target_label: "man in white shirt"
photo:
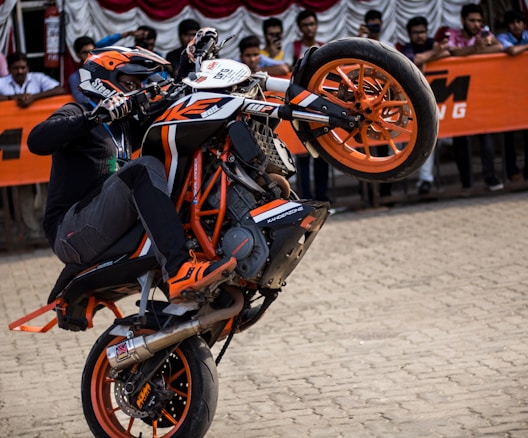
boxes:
[0,52,65,240]
[0,52,65,108]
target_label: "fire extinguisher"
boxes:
[44,1,61,68]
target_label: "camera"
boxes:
[366,23,381,33]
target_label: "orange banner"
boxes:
[0,96,73,187]
[1,52,527,186]
[423,51,528,137]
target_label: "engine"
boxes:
[209,182,271,282]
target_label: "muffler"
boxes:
[106,287,244,370]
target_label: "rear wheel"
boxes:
[82,316,218,438]
[296,37,438,182]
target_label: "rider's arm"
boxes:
[27,103,99,155]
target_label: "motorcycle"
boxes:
[9,31,438,437]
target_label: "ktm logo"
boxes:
[425,70,470,120]
[136,383,152,409]
[163,97,229,120]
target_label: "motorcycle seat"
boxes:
[47,222,147,303]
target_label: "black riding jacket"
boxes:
[27,102,145,246]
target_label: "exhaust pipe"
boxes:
[107,287,244,370]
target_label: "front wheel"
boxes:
[81,315,218,438]
[296,37,438,182]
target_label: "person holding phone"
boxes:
[445,3,502,56]
[497,10,528,182]
[358,9,394,48]
[398,16,450,196]
[238,35,289,76]
[445,3,504,191]
[359,10,381,39]
[261,17,286,63]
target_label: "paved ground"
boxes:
[1,192,528,437]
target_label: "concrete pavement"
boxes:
[1,192,527,437]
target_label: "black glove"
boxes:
[90,94,132,124]
[186,27,218,63]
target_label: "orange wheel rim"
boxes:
[91,333,192,437]
[307,58,419,174]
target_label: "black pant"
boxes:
[296,154,330,201]
[504,129,528,179]
[452,134,499,188]
[54,156,188,280]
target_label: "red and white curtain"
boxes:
[0,0,16,54]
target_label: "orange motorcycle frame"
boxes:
[8,134,237,333]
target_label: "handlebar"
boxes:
[87,77,179,125]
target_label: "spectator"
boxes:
[446,4,503,55]
[446,3,504,191]
[0,52,66,239]
[283,10,324,67]
[400,16,450,70]
[96,26,169,80]
[166,19,200,74]
[238,35,289,76]
[96,25,159,54]
[68,36,95,104]
[261,17,286,62]
[0,52,65,107]
[398,16,450,195]
[282,10,330,203]
[497,9,528,55]
[0,51,7,77]
[358,9,394,47]
[497,9,528,181]
[359,9,393,200]
[27,46,236,300]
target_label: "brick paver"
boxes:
[1,192,527,437]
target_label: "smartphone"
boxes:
[435,27,451,42]
[366,23,381,34]
[269,32,281,43]
[480,26,490,38]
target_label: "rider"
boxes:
[27,46,236,300]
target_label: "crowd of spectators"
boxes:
[1,2,528,240]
